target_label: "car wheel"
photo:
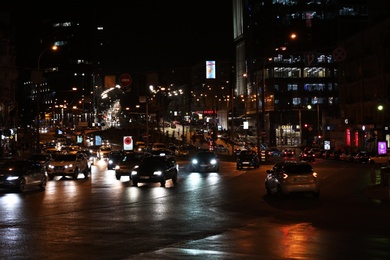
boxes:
[115,174,121,180]
[84,171,89,179]
[39,176,47,190]
[172,171,177,184]
[17,178,26,192]
[277,185,284,196]
[160,178,166,187]
[236,165,239,170]
[132,180,138,187]
[48,174,54,180]
[72,168,79,180]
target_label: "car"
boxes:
[0,160,47,192]
[135,141,146,151]
[353,151,370,164]
[25,153,52,170]
[107,150,124,170]
[151,143,166,151]
[115,152,151,180]
[98,146,111,160]
[282,149,295,158]
[47,153,91,180]
[213,144,229,153]
[175,144,197,157]
[130,155,178,187]
[236,150,260,169]
[298,151,315,162]
[265,161,320,198]
[368,154,390,165]
[190,151,220,172]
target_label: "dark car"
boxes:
[130,155,178,187]
[0,160,47,192]
[236,150,260,169]
[115,152,151,180]
[265,161,320,198]
[107,150,124,170]
[353,151,370,164]
[25,153,52,170]
[299,151,315,162]
[190,151,220,172]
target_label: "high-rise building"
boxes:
[232,0,388,150]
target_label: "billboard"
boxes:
[206,60,216,79]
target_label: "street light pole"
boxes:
[35,45,58,152]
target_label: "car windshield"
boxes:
[196,152,216,159]
[0,161,27,170]
[54,154,77,161]
[27,154,47,160]
[283,164,313,174]
[122,153,144,162]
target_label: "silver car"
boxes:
[265,161,320,198]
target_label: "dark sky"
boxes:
[4,1,234,72]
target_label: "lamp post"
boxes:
[34,45,58,152]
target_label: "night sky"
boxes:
[3,1,234,72]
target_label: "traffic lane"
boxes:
[140,160,390,259]
[0,160,252,259]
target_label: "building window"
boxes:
[287,84,298,91]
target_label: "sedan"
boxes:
[265,161,320,198]
[190,151,220,172]
[368,154,390,165]
[130,155,178,187]
[115,152,151,180]
[25,153,52,170]
[236,150,260,169]
[0,160,47,192]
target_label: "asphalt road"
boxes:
[1,154,390,259]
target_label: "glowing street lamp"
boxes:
[35,45,58,152]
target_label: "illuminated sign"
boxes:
[206,60,216,79]
[378,141,387,155]
[203,110,216,115]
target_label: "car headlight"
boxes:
[6,176,19,181]
[108,160,113,164]
[153,171,162,176]
[115,165,120,170]
[48,165,54,169]
[210,159,217,165]
[64,164,73,169]
[192,159,198,164]
[131,171,138,175]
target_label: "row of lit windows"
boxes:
[272,54,333,64]
[274,96,336,106]
[272,67,332,78]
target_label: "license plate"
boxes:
[140,176,150,179]
[243,162,250,164]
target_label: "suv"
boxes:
[47,153,91,180]
[265,161,320,198]
[236,150,260,169]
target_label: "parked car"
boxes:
[0,160,47,192]
[236,150,260,169]
[47,153,91,180]
[265,161,320,198]
[368,154,390,165]
[130,155,178,187]
[25,153,52,170]
[151,143,166,151]
[190,151,220,172]
[115,152,151,180]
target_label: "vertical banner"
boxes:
[123,136,133,151]
[206,60,216,79]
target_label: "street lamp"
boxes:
[35,45,58,152]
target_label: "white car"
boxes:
[47,153,91,180]
[368,154,390,165]
[265,161,320,198]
